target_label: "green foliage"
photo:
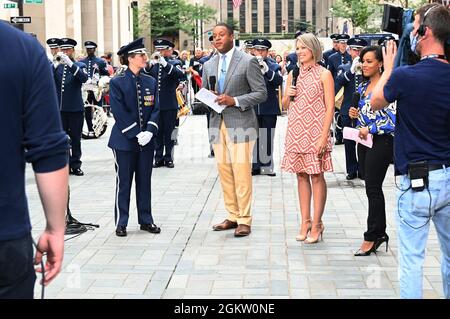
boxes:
[141,0,216,38]
[294,20,315,33]
[330,0,379,31]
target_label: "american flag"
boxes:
[233,0,243,9]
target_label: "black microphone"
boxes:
[350,92,361,127]
[290,66,300,101]
[209,76,216,92]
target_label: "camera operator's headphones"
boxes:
[417,5,440,37]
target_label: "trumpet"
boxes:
[355,63,363,76]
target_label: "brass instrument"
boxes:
[176,88,190,119]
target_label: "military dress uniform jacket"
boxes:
[335,62,363,114]
[322,48,338,68]
[145,58,186,111]
[256,60,283,116]
[80,55,109,78]
[327,51,351,79]
[108,68,160,152]
[285,52,298,73]
[54,62,89,112]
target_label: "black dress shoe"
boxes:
[346,172,357,180]
[251,169,261,176]
[70,168,84,176]
[115,226,127,237]
[335,140,344,145]
[165,161,174,168]
[153,160,165,168]
[140,224,161,234]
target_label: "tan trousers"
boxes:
[212,120,255,226]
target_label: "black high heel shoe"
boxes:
[354,241,377,256]
[375,234,389,252]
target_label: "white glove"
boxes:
[158,56,168,68]
[256,56,269,74]
[137,131,153,146]
[85,78,92,85]
[59,53,74,68]
[260,61,269,74]
[350,56,361,74]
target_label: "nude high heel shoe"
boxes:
[296,219,312,241]
[304,222,324,244]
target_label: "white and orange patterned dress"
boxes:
[281,63,333,174]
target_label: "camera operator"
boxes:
[371,4,450,299]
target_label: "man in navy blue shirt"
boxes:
[371,4,450,299]
[0,22,69,298]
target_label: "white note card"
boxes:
[195,88,226,114]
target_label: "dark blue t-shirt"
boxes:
[383,58,450,175]
[0,22,69,241]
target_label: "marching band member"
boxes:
[145,39,185,168]
[80,41,110,137]
[53,38,88,176]
[251,38,283,177]
[108,38,161,237]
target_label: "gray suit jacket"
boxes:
[202,49,267,143]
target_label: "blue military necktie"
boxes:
[218,54,227,94]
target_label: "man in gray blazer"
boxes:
[202,23,267,237]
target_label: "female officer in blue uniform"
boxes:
[108,38,161,237]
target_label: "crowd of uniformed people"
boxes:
[41,29,401,239]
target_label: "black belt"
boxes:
[428,164,449,171]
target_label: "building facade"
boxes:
[180,0,339,52]
[1,0,136,64]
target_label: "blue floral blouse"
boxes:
[356,81,396,136]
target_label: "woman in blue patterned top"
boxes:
[349,46,396,256]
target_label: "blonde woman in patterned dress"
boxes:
[281,33,335,244]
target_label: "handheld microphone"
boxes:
[209,76,216,92]
[290,66,300,101]
[350,92,361,127]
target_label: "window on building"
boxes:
[288,0,294,33]
[252,0,257,33]
[312,0,317,33]
[300,0,306,21]
[240,0,246,33]
[227,0,233,22]
[264,0,269,34]
[276,0,281,33]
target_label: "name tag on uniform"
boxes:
[144,95,154,107]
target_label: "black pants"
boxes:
[85,91,102,132]
[253,115,277,171]
[60,111,84,170]
[341,114,358,175]
[357,134,393,242]
[155,109,177,162]
[334,108,343,142]
[0,234,36,299]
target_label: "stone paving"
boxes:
[27,114,444,299]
